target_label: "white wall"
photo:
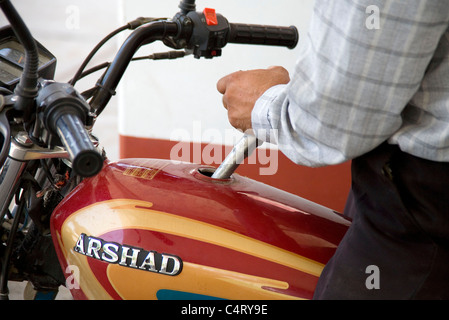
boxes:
[0,0,315,160]
[0,0,121,160]
[119,0,315,146]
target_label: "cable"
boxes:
[69,25,127,86]
[69,17,167,86]
[0,0,39,121]
[78,50,189,101]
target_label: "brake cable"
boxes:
[69,17,167,86]
[79,50,189,101]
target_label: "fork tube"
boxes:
[0,157,27,221]
[0,189,26,300]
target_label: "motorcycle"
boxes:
[0,0,350,300]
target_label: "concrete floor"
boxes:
[8,281,73,300]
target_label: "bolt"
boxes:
[14,131,33,147]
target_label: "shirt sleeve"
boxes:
[251,0,449,167]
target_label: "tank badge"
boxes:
[122,160,168,181]
[73,233,182,276]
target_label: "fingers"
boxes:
[221,94,228,110]
[217,71,242,110]
[216,76,226,95]
[216,75,227,94]
[215,67,289,132]
[216,70,242,94]
[217,67,288,95]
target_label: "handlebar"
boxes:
[0,0,298,179]
[228,23,298,49]
[89,20,179,115]
[90,8,299,114]
[42,6,297,178]
[52,113,103,177]
[38,82,103,177]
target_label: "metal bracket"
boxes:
[9,132,69,162]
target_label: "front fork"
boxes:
[0,156,27,221]
[0,131,70,300]
[0,131,69,219]
[0,155,26,300]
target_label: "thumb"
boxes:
[216,75,228,94]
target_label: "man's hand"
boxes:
[216,66,290,132]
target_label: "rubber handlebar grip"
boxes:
[55,113,103,177]
[228,23,298,49]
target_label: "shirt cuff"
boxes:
[251,84,287,144]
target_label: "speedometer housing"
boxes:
[0,26,56,90]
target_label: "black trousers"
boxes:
[313,143,449,299]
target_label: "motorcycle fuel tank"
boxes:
[50,158,350,300]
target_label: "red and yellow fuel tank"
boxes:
[50,158,350,300]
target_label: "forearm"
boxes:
[252,0,449,167]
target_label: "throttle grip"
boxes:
[183,9,299,58]
[54,113,103,177]
[37,81,103,177]
[228,23,298,49]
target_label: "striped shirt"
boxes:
[252,0,449,167]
